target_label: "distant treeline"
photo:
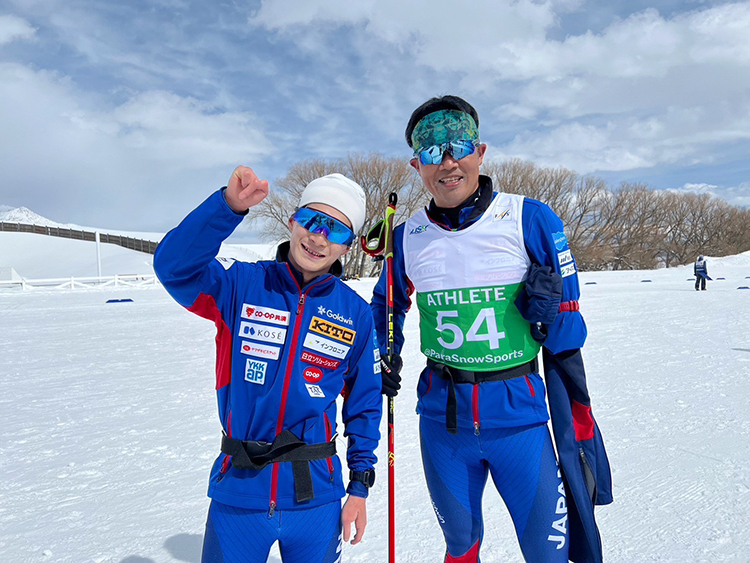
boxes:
[250,155,750,277]
[486,159,750,271]
[0,222,158,255]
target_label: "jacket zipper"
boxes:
[268,272,329,516]
[472,384,480,435]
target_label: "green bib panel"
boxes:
[416,282,541,371]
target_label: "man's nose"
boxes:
[439,152,459,169]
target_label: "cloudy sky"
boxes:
[1,0,749,233]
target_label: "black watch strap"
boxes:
[349,469,376,488]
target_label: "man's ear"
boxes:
[288,216,294,232]
[409,157,420,172]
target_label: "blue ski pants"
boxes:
[201,499,342,563]
[419,417,569,562]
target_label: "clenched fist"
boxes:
[225,166,269,213]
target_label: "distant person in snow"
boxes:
[154,167,382,563]
[370,95,612,563]
[694,255,709,291]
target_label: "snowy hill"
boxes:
[1,233,749,562]
[0,204,278,278]
[0,205,74,228]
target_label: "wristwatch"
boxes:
[349,469,376,488]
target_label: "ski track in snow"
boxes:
[1,263,750,562]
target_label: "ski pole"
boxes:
[360,192,398,562]
[383,192,397,563]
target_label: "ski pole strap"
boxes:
[220,430,337,503]
[426,358,539,434]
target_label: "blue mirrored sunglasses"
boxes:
[414,139,479,165]
[292,207,356,246]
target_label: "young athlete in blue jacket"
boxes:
[155,166,382,563]
[373,97,612,563]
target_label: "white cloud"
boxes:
[0,62,274,228]
[0,14,36,45]
[249,1,750,178]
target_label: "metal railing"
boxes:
[0,221,159,254]
[0,274,160,291]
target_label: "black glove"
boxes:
[514,263,563,324]
[380,353,403,397]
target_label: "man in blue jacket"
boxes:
[155,166,383,563]
[694,255,709,290]
[372,96,612,562]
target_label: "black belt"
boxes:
[427,358,539,435]
[221,429,336,503]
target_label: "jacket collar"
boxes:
[275,241,343,288]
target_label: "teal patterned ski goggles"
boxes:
[414,139,480,165]
[292,207,356,246]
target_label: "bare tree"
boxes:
[251,154,750,274]
[251,154,427,277]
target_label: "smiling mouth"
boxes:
[302,243,325,258]
[439,176,463,185]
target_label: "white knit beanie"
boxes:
[298,173,367,233]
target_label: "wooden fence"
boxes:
[0,221,159,254]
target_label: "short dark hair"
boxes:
[405,95,480,148]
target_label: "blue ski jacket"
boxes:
[154,189,382,512]
[372,176,612,563]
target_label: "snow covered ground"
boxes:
[1,232,749,562]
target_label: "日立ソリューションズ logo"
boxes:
[309,316,356,344]
[316,306,353,326]
[301,350,341,369]
[241,303,290,326]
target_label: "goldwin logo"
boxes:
[317,305,353,326]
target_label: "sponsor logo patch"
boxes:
[300,350,341,369]
[244,359,267,385]
[303,333,350,360]
[240,340,281,360]
[309,316,356,345]
[553,232,568,251]
[239,321,287,344]
[316,306,353,326]
[493,207,512,221]
[305,383,326,398]
[409,224,430,235]
[374,349,381,361]
[374,362,381,374]
[241,303,290,326]
[557,250,573,266]
[561,263,576,278]
[303,366,323,383]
